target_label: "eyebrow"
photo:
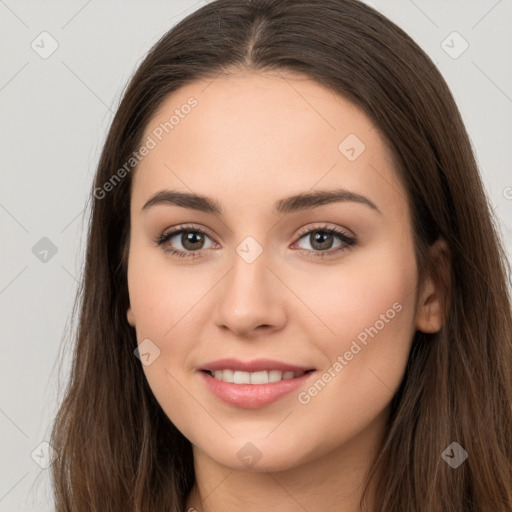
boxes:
[141,188,382,216]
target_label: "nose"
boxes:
[212,247,287,338]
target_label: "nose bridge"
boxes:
[213,236,286,335]
[226,239,271,312]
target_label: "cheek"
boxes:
[127,250,201,425]
[287,249,418,456]
[127,241,206,338]
[126,245,215,408]
[307,239,416,332]
[299,235,419,390]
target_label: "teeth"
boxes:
[250,371,268,384]
[221,369,234,383]
[233,371,251,384]
[268,370,282,383]
[209,369,306,384]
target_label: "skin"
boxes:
[126,69,448,512]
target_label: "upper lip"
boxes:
[200,358,315,373]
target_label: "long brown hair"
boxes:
[50,0,512,510]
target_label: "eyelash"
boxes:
[155,224,356,260]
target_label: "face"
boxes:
[126,70,441,473]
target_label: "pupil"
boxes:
[312,230,333,250]
[183,231,203,250]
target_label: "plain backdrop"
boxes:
[1,0,511,510]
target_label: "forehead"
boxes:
[133,70,406,220]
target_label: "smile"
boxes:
[198,358,317,408]
[205,369,311,384]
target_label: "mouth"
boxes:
[198,358,317,408]
[201,368,315,384]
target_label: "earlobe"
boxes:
[415,238,451,333]
[127,307,136,327]
[415,290,443,333]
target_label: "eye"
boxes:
[292,224,356,258]
[155,223,356,259]
[155,225,216,258]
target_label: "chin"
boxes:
[194,435,318,473]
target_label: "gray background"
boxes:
[1,0,511,510]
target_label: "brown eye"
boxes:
[306,230,336,251]
[156,227,215,258]
[295,226,355,256]
[179,231,206,251]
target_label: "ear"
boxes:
[415,238,451,333]
[127,306,136,327]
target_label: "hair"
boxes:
[49,0,512,510]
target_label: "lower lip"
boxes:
[199,371,315,409]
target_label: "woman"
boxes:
[50,0,512,510]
